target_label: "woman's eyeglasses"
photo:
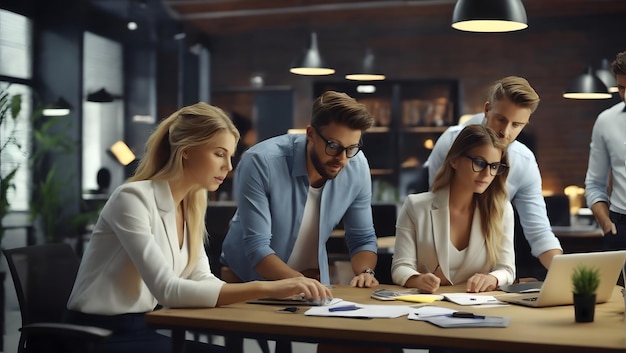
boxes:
[463,155,508,176]
[313,127,361,158]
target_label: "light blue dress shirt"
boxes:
[585,102,626,214]
[220,133,378,284]
[425,114,562,257]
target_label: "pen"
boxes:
[448,311,485,319]
[329,305,362,312]
[422,263,440,274]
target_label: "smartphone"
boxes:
[276,306,299,313]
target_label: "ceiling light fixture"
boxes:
[86,88,116,103]
[42,97,72,116]
[563,67,612,100]
[451,0,528,33]
[345,48,386,81]
[290,32,335,76]
[595,58,618,93]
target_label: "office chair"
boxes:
[204,204,273,353]
[2,243,111,353]
[371,204,398,285]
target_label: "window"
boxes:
[0,9,33,212]
[82,32,124,193]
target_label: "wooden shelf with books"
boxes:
[313,79,459,202]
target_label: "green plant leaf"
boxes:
[571,265,600,295]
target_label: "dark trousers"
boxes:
[603,211,626,251]
[64,310,224,353]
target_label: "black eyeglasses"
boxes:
[463,155,508,176]
[313,127,361,158]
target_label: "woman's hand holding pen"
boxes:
[411,273,441,293]
[406,263,441,293]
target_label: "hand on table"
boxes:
[350,272,379,288]
[270,277,333,302]
[466,273,498,293]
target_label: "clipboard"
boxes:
[424,315,510,328]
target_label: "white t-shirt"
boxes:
[288,185,323,271]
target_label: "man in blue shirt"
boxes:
[585,51,626,250]
[221,91,379,287]
[426,76,562,276]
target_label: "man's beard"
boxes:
[310,149,343,180]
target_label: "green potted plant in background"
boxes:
[571,264,600,322]
[28,102,74,243]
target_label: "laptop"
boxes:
[497,250,626,307]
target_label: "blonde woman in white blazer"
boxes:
[65,103,331,353]
[392,124,515,294]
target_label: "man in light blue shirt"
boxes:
[221,91,379,287]
[426,76,562,274]
[585,51,626,250]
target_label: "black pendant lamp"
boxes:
[87,88,115,103]
[563,67,612,100]
[290,32,335,76]
[452,0,528,33]
[345,48,386,81]
[595,59,618,93]
[42,97,72,116]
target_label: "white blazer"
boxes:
[67,180,224,315]
[391,187,515,287]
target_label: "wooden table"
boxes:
[146,284,626,353]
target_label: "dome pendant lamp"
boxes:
[452,0,528,33]
[86,88,115,103]
[42,97,72,116]
[595,59,618,93]
[563,67,612,100]
[290,32,335,76]
[345,48,386,81]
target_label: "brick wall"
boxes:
[205,12,624,196]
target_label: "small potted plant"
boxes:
[571,264,600,322]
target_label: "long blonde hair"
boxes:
[129,102,240,268]
[432,124,509,266]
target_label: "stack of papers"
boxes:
[408,306,510,328]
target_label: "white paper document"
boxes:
[442,293,506,306]
[304,300,412,318]
[408,306,457,320]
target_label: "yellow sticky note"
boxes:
[394,294,444,303]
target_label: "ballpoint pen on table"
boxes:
[448,311,485,319]
[422,263,440,274]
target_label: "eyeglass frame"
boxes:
[463,155,508,176]
[312,126,362,158]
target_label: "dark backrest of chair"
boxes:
[544,194,571,226]
[205,205,238,278]
[371,204,397,237]
[2,243,80,326]
[412,165,431,194]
